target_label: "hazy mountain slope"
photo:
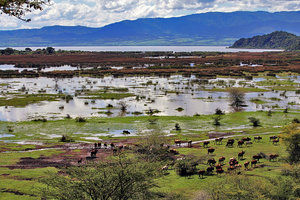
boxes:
[0,11,299,46]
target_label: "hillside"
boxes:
[0,11,300,46]
[230,31,300,50]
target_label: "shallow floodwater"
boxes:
[12,46,284,53]
[0,75,299,121]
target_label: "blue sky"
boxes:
[0,0,299,30]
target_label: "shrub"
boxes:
[75,117,86,122]
[215,108,224,115]
[174,157,198,176]
[213,115,222,126]
[248,117,261,127]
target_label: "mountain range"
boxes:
[0,11,300,47]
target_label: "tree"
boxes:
[39,156,161,200]
[229,88,246,111]
[281,123,300,164]
[0,0,50,21]
[46,47,55,54]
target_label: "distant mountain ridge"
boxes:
[230,31,300,50]
[0,11,299,47]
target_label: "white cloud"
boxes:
[0,0,299,30]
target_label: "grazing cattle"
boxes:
[228,165,236,171]
[170,149,179,155]
[237,140,244,147]
[238,150,245,160]
[226,139,235,147]
[174,140,182,147]
[206,166,214,175]
[187,140,192,148]
[77,158,83,164]
[207,158,216,166]
[90,149,98,158]
[251,160,258,167]
[272,138,280,145]
[254,136,262,142]
[207,147,215,154]
[103,143,107,149]
[246,141,253,146]
[203,141,210,148]
[219,156,225,164]
[252,154,263,161]
[216,168,224,175]
[123,130,131,135]
[215,164,222,170]
[229,158,238,166]
[94,143,97,148]
[198,170,205,178]
[110,143,115,149]
[269,154,279,161]
[269,136,278,141]
[215,137,223,145]
[242,137,251,142]
[97,142,102,148]
[244,161,250,169]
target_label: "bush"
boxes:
[281,124,300,164]
[75,117,86,122]
[213,115,222,126]
[215,108,224,115]
[174,157,198,176]
[248,117,261,127]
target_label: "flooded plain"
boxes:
[0,73,299,121]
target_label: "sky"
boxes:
[0,0,299,30]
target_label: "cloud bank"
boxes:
[0,0,299,30]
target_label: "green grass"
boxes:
[79,92,135,100]
[250,98,268,104]
[203,87,269,93]
[0,94,65,107]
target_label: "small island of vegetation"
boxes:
[231,31,300,50]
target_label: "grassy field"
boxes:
[0,111,299,199]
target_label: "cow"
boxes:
[103,143,107,149]
[272,138,280,145]
[254,136,262,142]
[97,142,102,148]
[207,158,216,166]
[246,141,253,146]
[252,154,263,161]
[123,130,131,135]
[170,149,179,155]
[198,170,205,178]
[237,140,244,147]
[269,136,278,141]
[187,140,192,148]
[226,139,235,147]
[110,143,115,149]
[174,140,182,147]
[244,161,250,169]
[218,156,225,165]
[207,147,215,154]
[206,166,214,175]
[203,141,210,148]
[77,158,83,164]
[251,160,258,167]
[242,137,251,142]
[216,168,224,175]
[269,154,279,161]
[238,150,245,160]
[90,149,98,158]
[229,158,238,166]
[215,137,223,145]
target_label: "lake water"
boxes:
[0,75,298,121]
[11,46,284,52]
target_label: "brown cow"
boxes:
[198,170,205,178]
[174,140,182,147]
[269,154,279,161]
[206,166,214,175]
[219,156,225,164]
[187,140,192,148]
[237,140,244,147]
[272,138,280,145]
[269,136,278,141]
[226,139,234,147]
[252,154,263,161]
[207,147,215,154]
[244,161,250,169]
[238,150,245,160]
[216,168,224,175]
[207,158,216,166]
[170,149,179,155]
[251,160,258,167]
[203,141,210,148]
[215,137,223,145]
[254,136,262,142]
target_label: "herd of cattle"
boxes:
[80,134,280,178]
[172,135,280,178]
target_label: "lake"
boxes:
[11,46,284,52]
